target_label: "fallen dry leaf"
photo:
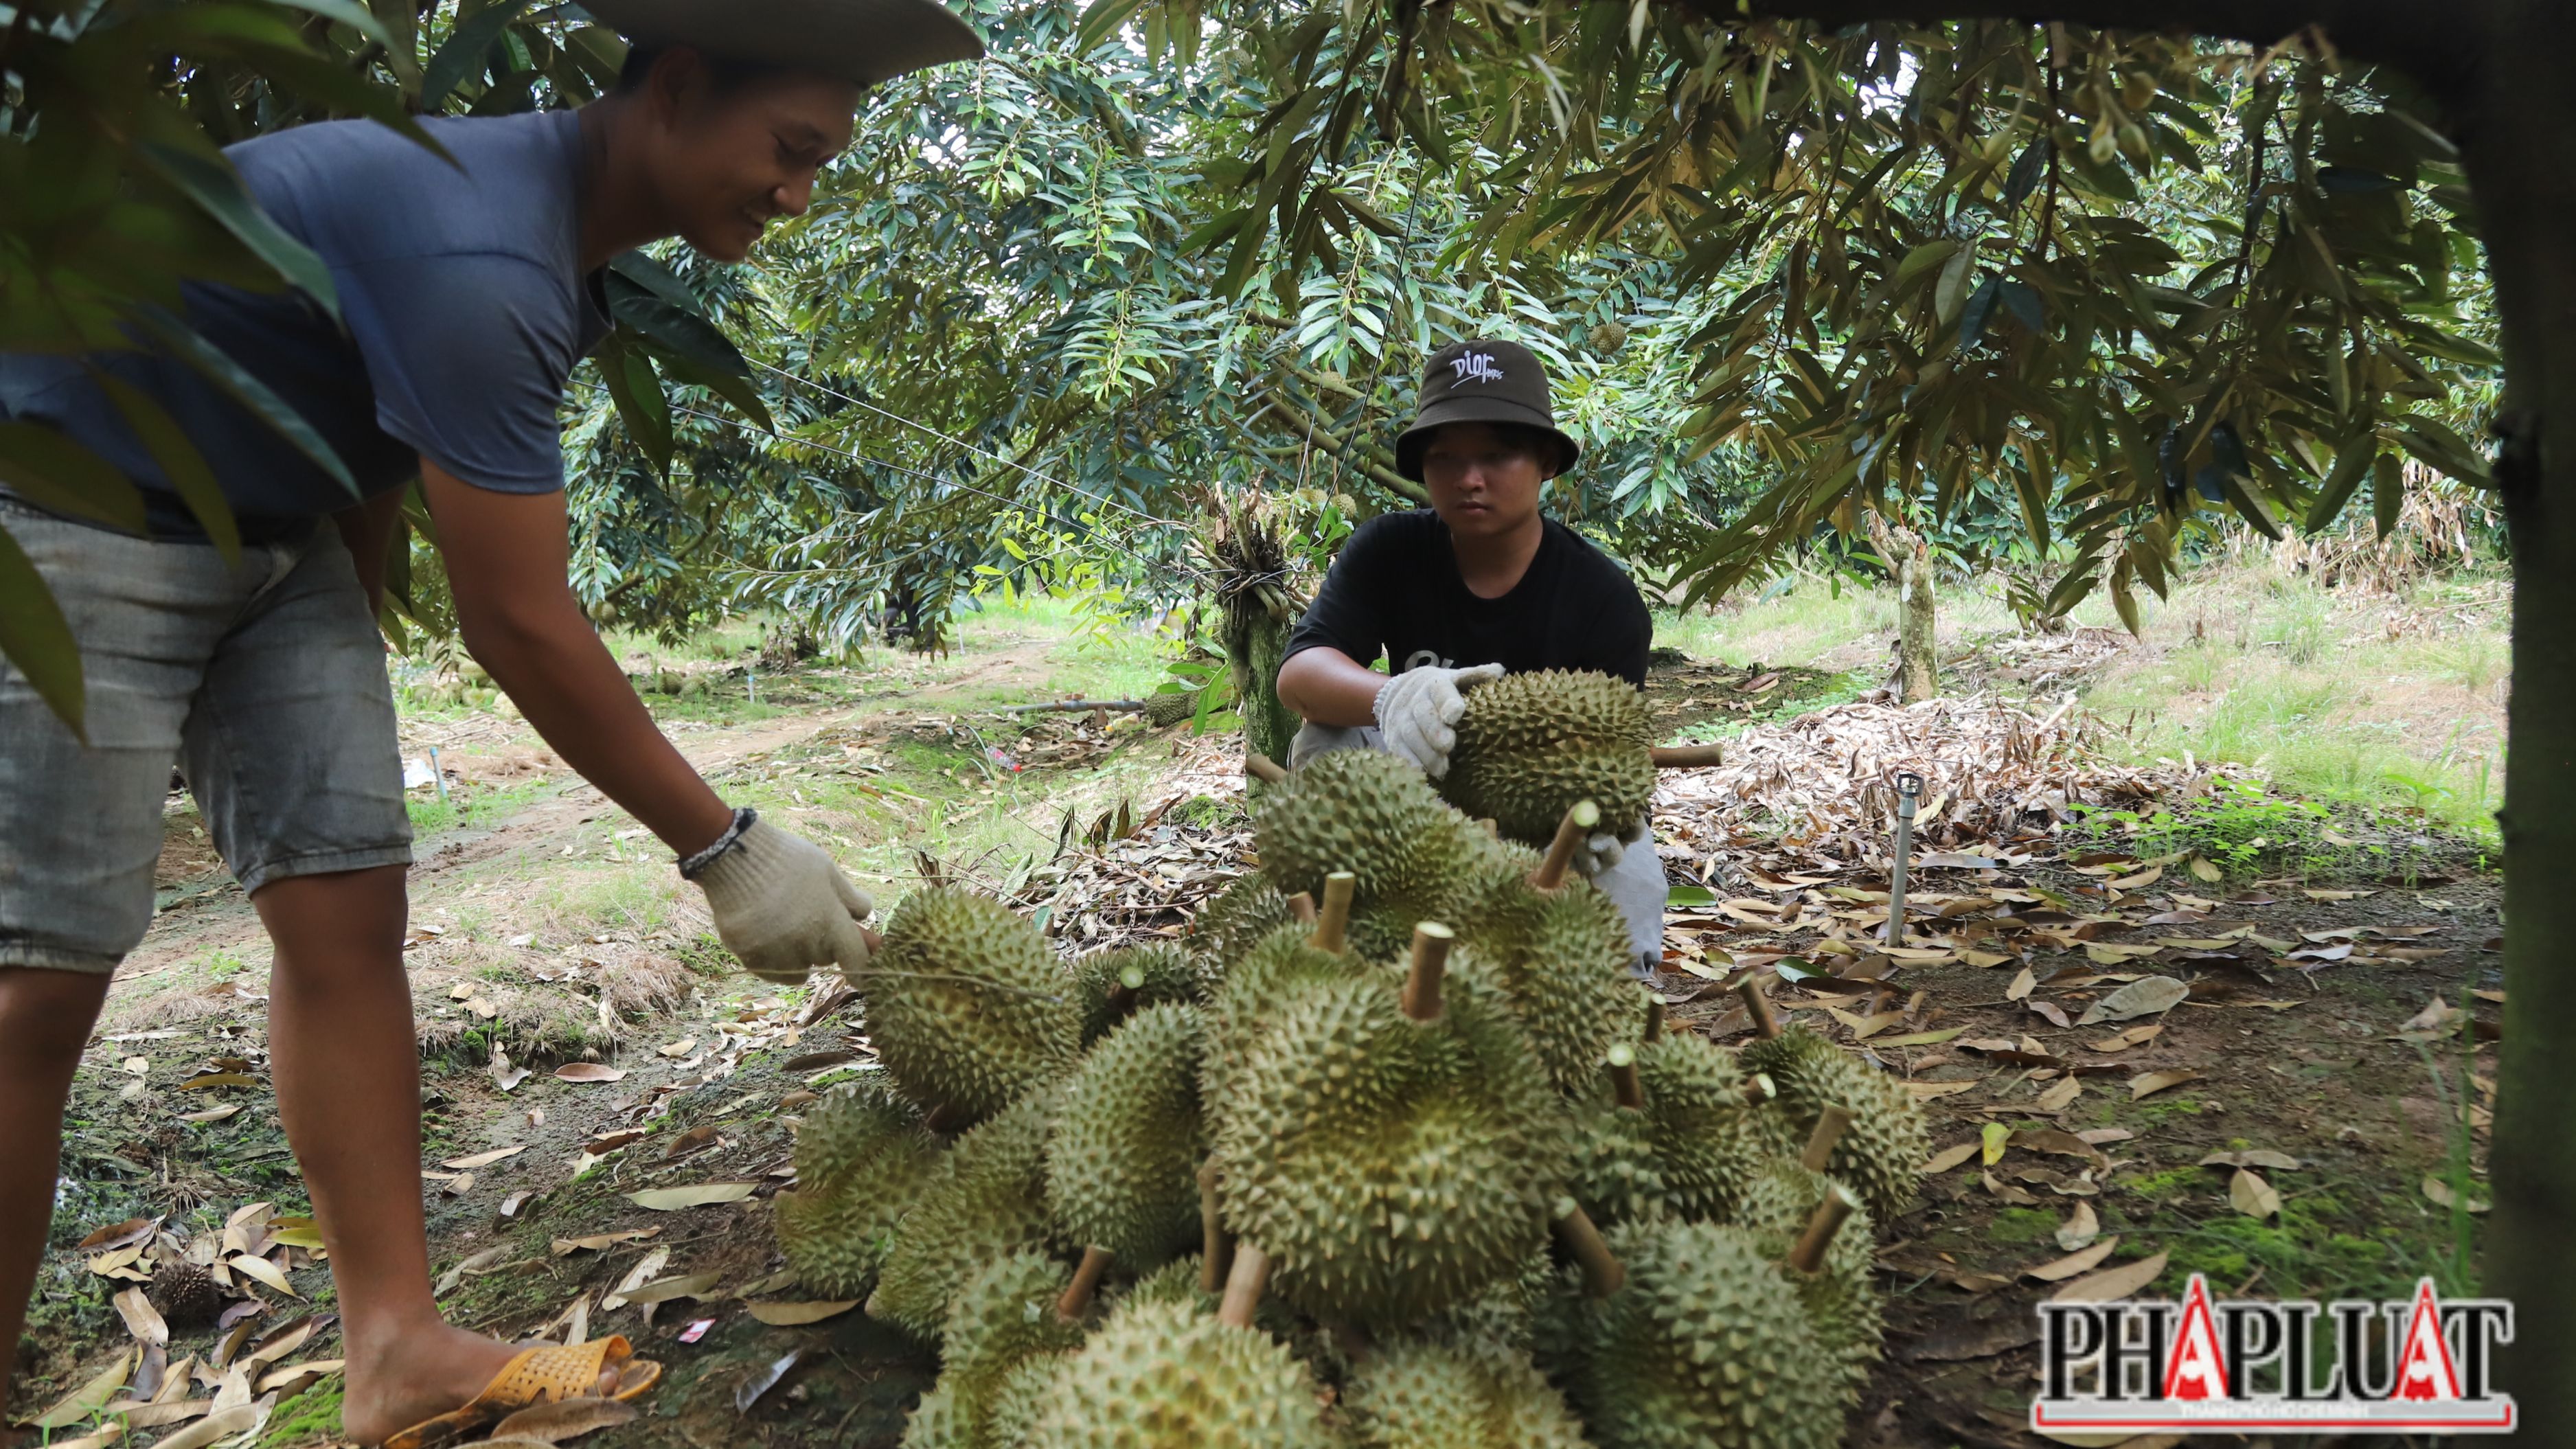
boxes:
[177,1073,260,1091]
[489,1397,639,1444]
[2004,967,2035,1002]
[41,1426,126,1449]
[113,1286,169,1346]
[254,1360,341,1395]
[551,1229,658,1257]
[2037,1076,2084,1113]
[1919,1142,1979,1175]
[601,1248,671,1312]
[180,1104,244,1125]
[442,1145,529,1171]
[657,1039,698,1058]
[227,1255,299,1299]
[624,1183,757,1211]
[2055,1202,2101,1253]
[2027,1237,2121,1283]
[2087,1023,2163,1053]
[148,1399,271,1449]
[2128,1069,2203,1101]
[744,1299,859,1327]
[1904,1080,1979,1101]
[1980,1122,2011,1166]
[2050,1251,2170,1303]
[622,1270,725,1306]
[2187,855,2222,882]
[2200,1149,2303,1171]
[2230,1168,2282,1219]
[33,1348,135,1428]
[78,1218,157,1252]
[2423,1176,2492,1215]
[2076,976,2189,1026]
[554,1063,627,1084]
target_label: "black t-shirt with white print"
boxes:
[1284,510,1652,686]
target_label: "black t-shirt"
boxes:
[1285,510,1652,686]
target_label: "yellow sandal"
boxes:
[379,1336,661,1449]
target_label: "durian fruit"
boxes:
[775,1075,946,1298]
[1441,670,1654,846]
[1741,1025,1928,1222]
[907,1247,1088,1448]
[985,1351,1074,1446]
[148,1259,221,1330]
[1255,748,1466,898]
[1021,1297,1339,1449]
[867,889,1081,1126]
[870,1086,1064,1338]
[1215,968,1563,1325]
[1200,921,1370,1118]
[1342,815,1494,963]
[1450,862,1645,1096]
[1632,1033,1791,1220]
[1732,1161,1882,1406]
[1561,1085,1672,1229]
[1111,1253,1215,1314]
[1189,871,1299,989]
[1344,1338,1591,1449]
[1071,942,1198,1045]
[1046,1002,1209,1271]
[1424,1248,1558,1358]
[1573,1218,1846,1449]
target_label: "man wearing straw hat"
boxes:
[1276,339,1669,977]
[0,3,977,1439]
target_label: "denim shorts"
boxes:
[0,497,412,974]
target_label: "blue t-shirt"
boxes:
[0,109,611,538]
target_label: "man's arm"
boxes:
[331,490,409,617]
[1275,647,1387,728]
[418,459,733,855]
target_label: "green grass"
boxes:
[403,777,551,836]
[1654,570,2015,670]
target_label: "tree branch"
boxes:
[1681,0,2476,97]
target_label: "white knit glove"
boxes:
[689,817,875,985]
[1572,813,1652,879]
[1372,663,1504,779]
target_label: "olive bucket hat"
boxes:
[1393,338,1582,482]
[584,0,984,89]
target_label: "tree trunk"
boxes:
[2456,1,2576,1424]
[1869,510,1938,702]
[1222,600,1299,769]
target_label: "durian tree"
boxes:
[1101,0,2560,1424]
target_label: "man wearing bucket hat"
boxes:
[0,3,977,1440]
[1275,339,1668,975]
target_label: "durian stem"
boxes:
[1553,1205,1626,1297]
[1650,743,1727,769]
[1245,753,1288,785]
[1198,1158,1231,1294]
[1786,1185,1860,1275]
[1402,922,1452,1022]
[1217,1242,1270,1327]
[1642,999,1665,1042]
[1531,799,1603,892]
[1312,872,1356,955]
[1736,976,1781,1040]
[1608,1043,1643,1110]
[1744,1071,1776,1107]
[1058,1245,1113,1322]
[1800,1104,1854,1172]
[1099,982,1136,1029]
[1286,891,1317,925]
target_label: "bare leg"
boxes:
[0,968,114,1410]
[254,867,608,1444]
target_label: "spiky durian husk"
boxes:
[866,889,1080,1125]
[1730,1158,1883,1406]
[869,1086,1064,1339]
[1344,1337,1592,1449]
[1214,970,1563,1325]
[1450,868,1646,1097]
[1740,1025,1928,1223]
[1442,669,1656,846]
[1633,1033,1790,1220]
[1021,1298,1339,1449]
[775,1077,945,1298]
[1071,942,1199,1046]
[1045,1002,1209,1270]
[1255,749,1460,898]
[1573,1220,1847,1449]
[1189,871,1299,992]
[1199,921,1373,1123]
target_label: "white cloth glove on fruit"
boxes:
[1572,813,1652,879]
[692,819,876,985]
[1372,662,1505,779]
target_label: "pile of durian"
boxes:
[773,744,1927,1448]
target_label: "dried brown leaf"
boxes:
[490,1397,639,1443]
[2049,1251,2170,1303]
[2027,1236,2121,1282]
